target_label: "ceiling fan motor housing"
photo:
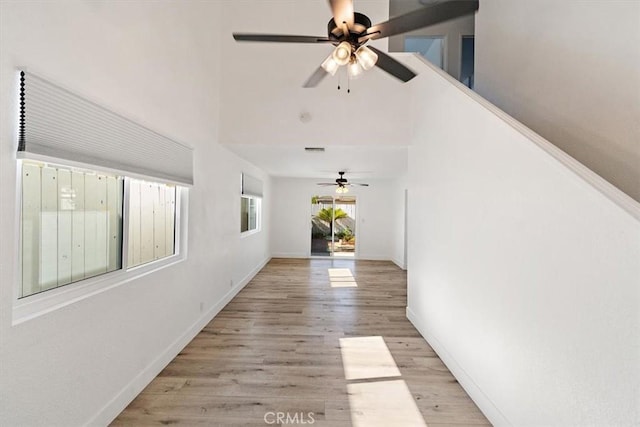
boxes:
[336,171,348,184]
[328,12,372,44]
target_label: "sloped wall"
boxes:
[406,55,640,426]
[475,0,640,202]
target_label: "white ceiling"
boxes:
[224,144,408,180]
[218,0,414,180]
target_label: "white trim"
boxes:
[240,228,261,238]
[13,255,185,325]
[272,253,309,259]
[408,53,640,221]
[391,257,406,270]
[89,256,271,427]
[406,306,511,426]
[354,254,391,261]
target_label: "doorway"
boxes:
[310,195,357,257]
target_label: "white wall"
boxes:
[0,2,270,425]
[406,56,640,426]
[475,0,640,202]
[270,177,400,261]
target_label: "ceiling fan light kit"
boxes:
[233,0,479,88]
[355,45,378,71]
[347,59,363,79]
[321,54,340,76]
[332,41,353,66]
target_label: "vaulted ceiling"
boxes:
[218,0,415,181]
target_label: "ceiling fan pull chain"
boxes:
[337,73,341,90]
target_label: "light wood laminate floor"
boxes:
[113,258,490,426]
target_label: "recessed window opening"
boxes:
[241,195,261,234]
[19,160,183,299]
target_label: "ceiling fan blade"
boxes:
[328,0,354,28]
[350,183,370,186]
[303,66,329,88]
[360,0,479,42]
[317,183,338,186]
[368,46,417,82]
[233,33,333,43]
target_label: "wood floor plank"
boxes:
[112,259,490,426]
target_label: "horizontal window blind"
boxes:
[17,71,194,185]
[241,173,263,197]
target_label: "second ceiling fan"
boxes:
[233,0,479,87]
[318,171,369,194]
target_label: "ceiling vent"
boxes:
[304,147,325,152]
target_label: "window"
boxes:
[21,161,123,298]
[127,179,176,268]
[15,70,192,319]
[241,196,260,233]
[19,160,180,300]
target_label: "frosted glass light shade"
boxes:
[333,42,352,66]
[321,55,339,76]
[347,60,363,79]
[336,186,349,194]
[355,46,378,70]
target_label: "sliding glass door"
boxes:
[310,195,356,257]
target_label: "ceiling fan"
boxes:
[318,171,369,193]
[233,0,479,87]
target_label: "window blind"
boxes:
[17,71,194,185]
[241,173,263,197]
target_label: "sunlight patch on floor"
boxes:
[339,336,400,380]
[328,267,358,288]
[339,336,427,426]
[348,379,427,427]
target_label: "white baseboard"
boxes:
[406,306,510,427]
[391,257,406,270]
[88,256,271,426]
[271,252,308,258]
[356,254,390,261]
[273,253,397,263]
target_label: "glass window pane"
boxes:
[241,197,249,232]
[20,161,123,298]
[127,178,176,268]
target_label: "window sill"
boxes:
[12,254,185,325]
[240,228,261,238]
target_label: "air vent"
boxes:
[304,147,325,152]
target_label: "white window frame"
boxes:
[240,195,261,237]
[13,157,189,325]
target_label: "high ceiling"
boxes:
[218,0,414,181]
